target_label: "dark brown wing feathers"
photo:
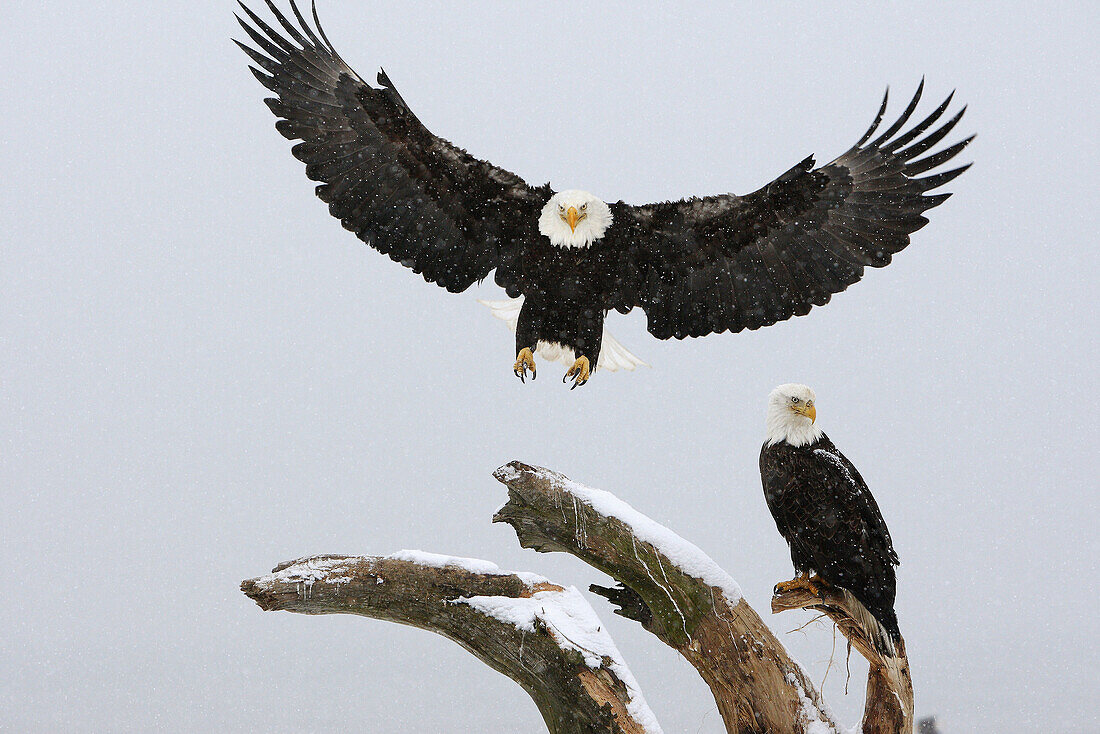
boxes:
[236,1,546,294]
[239,4,971,345]
[760,435,900,639]
[613,81,972,340]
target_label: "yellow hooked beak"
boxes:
[792,404,817,423]
[566,206,580,232]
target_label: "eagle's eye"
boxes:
[558,204,565,212]
[791,397,801,404]
[580,203,587,211]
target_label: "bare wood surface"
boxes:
[241,554,657,734]
[772,581,913,734]
[492,461,838,734]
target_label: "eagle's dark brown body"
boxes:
[760,433,900,641]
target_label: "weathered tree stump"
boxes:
[772,579,913,733]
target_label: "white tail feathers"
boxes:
[478,297,648,373]
[837,587,899,658]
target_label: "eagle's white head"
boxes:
[765,383,823,447]
[538,190,613,248]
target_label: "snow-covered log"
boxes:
[241,553,661,734]
[492,461,838,733]
[772,580,913,733]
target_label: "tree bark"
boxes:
[772,582,913,733]
[492,461,838,734]
[241,553,658,734]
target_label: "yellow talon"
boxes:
[773,573,829,599]
[774,572,810,595]
[564,355,591,389]
[514,347,536,383]
[807,574,829,598]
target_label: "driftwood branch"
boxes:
[772,580,913,733]
[493,461,837,733]
[241,553,659,734]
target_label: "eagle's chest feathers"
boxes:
[764,439,829,502]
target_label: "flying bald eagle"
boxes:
[236,1,972,388]
[759,384,900,655]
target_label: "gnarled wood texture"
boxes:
[241,554,657,734]
[772,580,913,733]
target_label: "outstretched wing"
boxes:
[236,1,548,293]
[608,82,972,339]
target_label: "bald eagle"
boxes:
[759,384,900,655]
[237,1,972,388]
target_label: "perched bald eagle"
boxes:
[237,1,972,388]
[759,384,900,655]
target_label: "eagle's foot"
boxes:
[774,572,811,595]
[513,347,536,383]
[564,355,591,390]
[807,574,831,598]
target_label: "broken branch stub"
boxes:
[492,461,837,734]
[772,582,913,734]
[241,553,659,734]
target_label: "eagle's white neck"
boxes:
[765,415,823,448]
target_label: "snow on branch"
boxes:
[492,461,838,734]
[241,553,660,734]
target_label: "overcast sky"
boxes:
[2,1,1096,732]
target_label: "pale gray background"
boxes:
[2,1,1096,731]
